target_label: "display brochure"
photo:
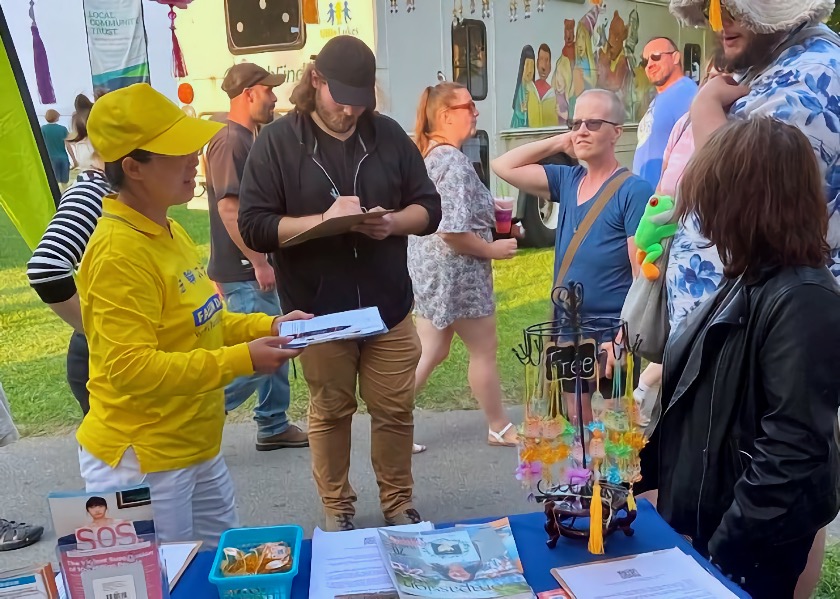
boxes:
[378,524,534,599]
[0,563,60,598]
[309,522,433,599]
[550,548,740,599]
[55,543,201,599]
[280,307,388,348]
[48,485,169,599]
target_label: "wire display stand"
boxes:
[512,282,643,553]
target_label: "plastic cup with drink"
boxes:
[494,197,514,237]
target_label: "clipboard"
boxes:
[280,210,394,248]
[163,541,203,590]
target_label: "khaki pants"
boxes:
[299,314,421,518]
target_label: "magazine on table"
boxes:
[377,523,534,599]
[48,485,169,599]
[280,307,388,348]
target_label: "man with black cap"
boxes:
[239,36,442,532]
[205,63,309,452]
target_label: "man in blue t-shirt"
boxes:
[492,89,652,394]
[633,37,698,189]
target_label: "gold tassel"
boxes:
[589,463,605,554]
[627,490,637,512]
[708,0,723,32]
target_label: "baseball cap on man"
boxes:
[315,36,376,109]
[88,83,224,163]
[222,63,286,99]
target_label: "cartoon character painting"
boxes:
[597,11,634,120]
[562,19,576,67]
[506,1,653,128]
[552,56,573,126]
[571,3,601,117]
[511,45,537,128]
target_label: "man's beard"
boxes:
[726,32,785,72]
[315,90,357,135]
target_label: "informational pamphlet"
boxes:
[551,547,740,598]
[309,523,433,599]
[378,524,534,599]
[280,307,388,348]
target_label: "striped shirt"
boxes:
[26,170,110,304]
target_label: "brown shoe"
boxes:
[324,512,356,532]
[256,425,309,451]
[384,508,422,526]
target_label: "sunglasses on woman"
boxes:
[640,51,677,68]
[570,118,620,132]
[448,100,477,113]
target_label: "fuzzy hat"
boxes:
[670,0,835,34]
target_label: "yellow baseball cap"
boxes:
[88,83,224,163]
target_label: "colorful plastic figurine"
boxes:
[634,195,678,280]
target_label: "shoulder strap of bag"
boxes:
[422,141,456,159]
[554,169,632,289]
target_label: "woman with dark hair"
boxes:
[27,94,108,416]
[510,46,536,128]
[638,117,840,599]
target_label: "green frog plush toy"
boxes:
[634,195,677,280]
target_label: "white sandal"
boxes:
[488,423,518,447]
[412,443,427,454]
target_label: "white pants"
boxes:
[78,446,239,546]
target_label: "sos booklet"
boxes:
[48,485,169,599]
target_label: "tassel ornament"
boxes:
[588,460,605,554]
[29,0,55,104]
[168,7,188,78]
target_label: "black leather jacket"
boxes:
[639,266,840,579]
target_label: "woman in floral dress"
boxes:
[408,82,518,451]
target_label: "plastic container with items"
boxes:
[209,525,303,599]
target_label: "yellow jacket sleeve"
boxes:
[221,310,276,346]
[84,257,256,397]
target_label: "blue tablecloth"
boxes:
[175,500,748,598]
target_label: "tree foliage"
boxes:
[828,4,840,33]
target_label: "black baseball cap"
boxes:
[222,63,286,99]
[315,36,376,109]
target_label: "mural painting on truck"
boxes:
[509,3,655,129]
[497,0,702,247]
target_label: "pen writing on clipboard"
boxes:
[329,190,371,213]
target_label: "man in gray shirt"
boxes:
[205,63,308,451]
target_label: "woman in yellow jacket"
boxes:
[78,84,309,544]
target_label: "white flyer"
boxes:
[552,547,740,599]
[309,522,433,599]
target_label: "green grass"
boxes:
[0,205,552,435]
[818,544,840,598]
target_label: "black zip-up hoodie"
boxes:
[238,110,442,329]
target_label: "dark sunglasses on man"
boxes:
[640,51,677,68]
[569,118,621,132]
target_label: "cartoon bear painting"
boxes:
[562,19,576,67]
[597,11,634,120]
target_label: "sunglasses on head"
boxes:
[570,118,620,132]
[448,100,477,113]
[640,51,677,68]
